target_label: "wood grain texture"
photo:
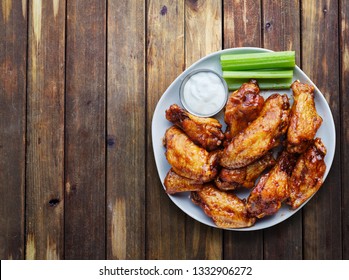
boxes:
[107,0,145,259]
[184,0,222,260]
[223,0,261,48]
[65,0,106,259]
[223,0,263,260]
[0,0,27,260]
[301,0,342,259]
[262,0,302,260]
[146,0,186,259]
[26,0,65,260]
[340,0,349,259]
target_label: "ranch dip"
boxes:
[181,70,227,117]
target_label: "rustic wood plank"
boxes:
[0,0,27,260]
[184,0,222,260]
[262,0,302,260]
[223,0,261,48]
[301,0,342,259]
[340,0,349,259]
[25,0,65,260]
[146,0,186,259]
[106,0,145,259]
[223,0,263,260]
[65,0,106,259]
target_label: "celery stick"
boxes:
[223,70,293,79]
[225,78,293,90]
[220,51,295,70]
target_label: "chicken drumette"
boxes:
[224,79,264,144]
[215,152,275,191]
[166,104,224,151]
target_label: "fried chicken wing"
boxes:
[287,80,323,153]
[287,138,327,209]
[191,185,256,228]
[224,80,264,143]
[166,104,224,151]
[215,152,275,191]
[220,94,290,169]
[164,126,219,182]
[246,151,297,218]
[164,168,206,194]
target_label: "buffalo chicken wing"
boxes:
[220,94,290,169]
[164,126,219,182]
[287,138,327,209]
[224,79,264,144]
[191,185,256,228]
[166,104,224,151]
[287,80,323,153]
[215,152,275,191]
[246,151,297,218]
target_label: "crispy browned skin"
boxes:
[215,152,275,191]
[164,126,219,182]
[220,94,290,169]
[164,168,206,194]
[287,80,323,153]
[166,104,224,151]
[191,185,256,228]
[287,138,327,209]
[246,151,297,219]
[224,80,264,143]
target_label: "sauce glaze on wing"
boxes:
[224,79,264,144]
[166,104,224,151]
[287,138,327,209]
[164,126,219,182]
[220,94,290,169]
[191,185,256,228]
[287,80,323,153]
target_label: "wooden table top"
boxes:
[1,0,347,260]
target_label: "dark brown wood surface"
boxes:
[0,0,347,260]
[0,0,26,260]
[26,0,65,260]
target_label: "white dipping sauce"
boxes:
[182,71,227,116]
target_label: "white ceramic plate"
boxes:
[151,47,336,231]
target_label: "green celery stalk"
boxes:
[220,51,295,71]
[225,78,293,90]
[223,70,293,79]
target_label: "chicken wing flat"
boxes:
[191,185,256,228]
[246,151,297,218]
[166,104,224,151]
[215,152,275,191]
[224,80,264,143]
[287,80,323,154]
[164,168,206,194]
[164,126,219,182]
[220,94,290,169]
[287,138,327,209]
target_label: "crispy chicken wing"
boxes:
[246,151,297,218]
[220,94,290,169]
[215,152,275,191]
[191,185,256,228]
[224,80,264,144]
[164,168,206,194]
[166,104,224,151]
[164,126,219,182]
[287,138,327,209]
[287,80,323,153]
